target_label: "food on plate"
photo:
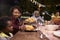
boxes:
[25,25,34,31]
[25,17,35,23]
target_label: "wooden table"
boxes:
[53,18,60,25]
[10,31,49,40]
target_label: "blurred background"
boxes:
[0,0,60,20]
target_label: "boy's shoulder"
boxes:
[0,32,13,38]
[0,32,13,40]
[0,32,9,38]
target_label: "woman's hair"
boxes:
[9,6,21,16]
[0,16,11,30]
[54,10,59,14]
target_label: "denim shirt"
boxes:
[31,16,44,23]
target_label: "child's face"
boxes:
[55,12,59,16]
[5,21,13,32]
[12,9,21,18]
[35,13,40,17]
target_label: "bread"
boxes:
[25,25,34,31]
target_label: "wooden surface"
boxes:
[10,31,49,40]
[53,18,60,25]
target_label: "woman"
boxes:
[51,11,60,25]
[9,6,22,35]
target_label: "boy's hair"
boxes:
[0,16,11,30]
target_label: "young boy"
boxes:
[0,16,13,40]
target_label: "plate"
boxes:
[53,31,60,37]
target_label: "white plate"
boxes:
[53,31,60,37]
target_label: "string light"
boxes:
[30,0,45,7]
[30,0,33,2]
